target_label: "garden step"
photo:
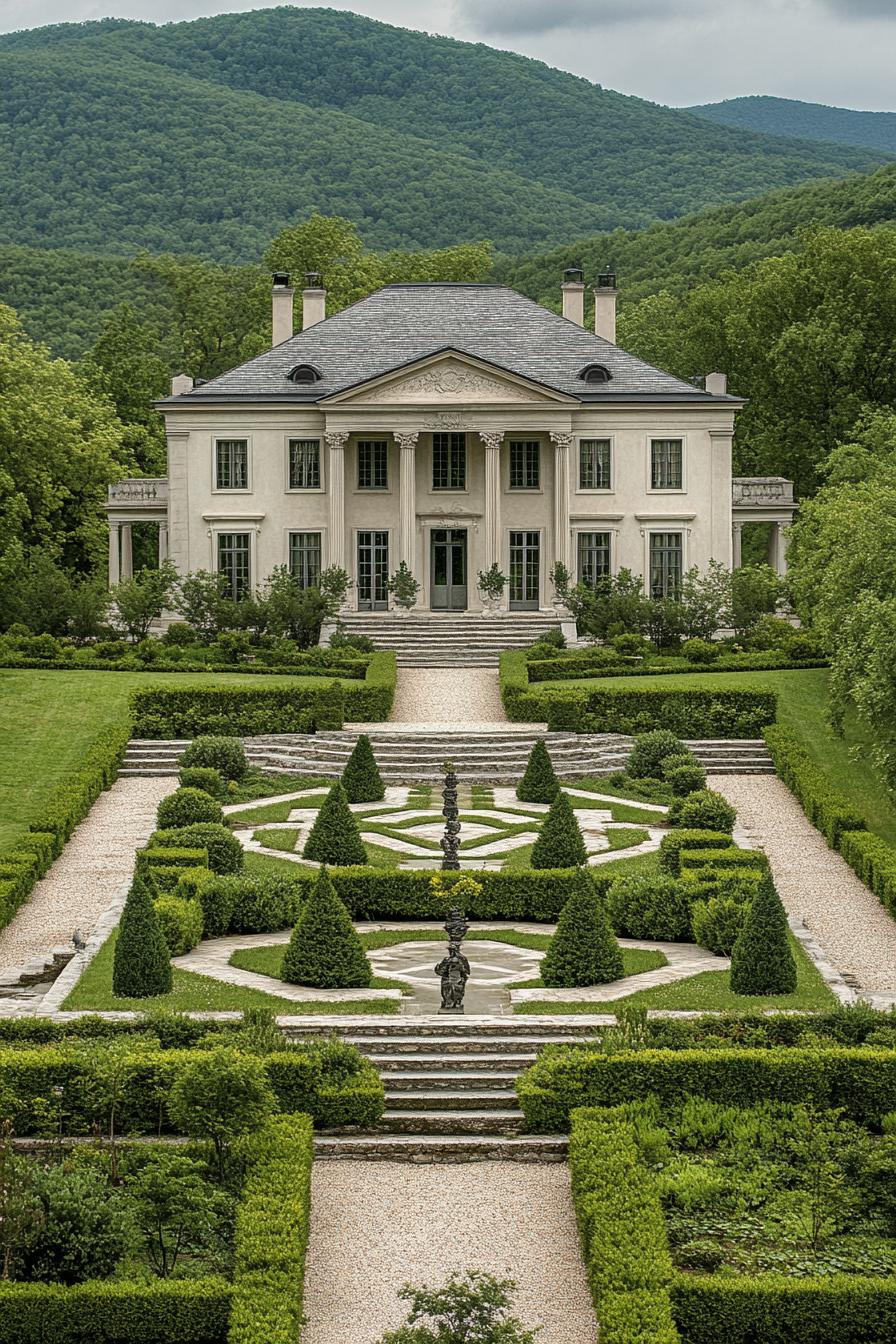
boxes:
[385,1090,519,1110]
[375,1110,525,1135]
[313,1134,567,1162]
[384,1071,522,1088]
[369,1055,537,1071]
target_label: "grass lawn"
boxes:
[228,942,406,992]
[253,826,301,852]
[510,946,666,989]
[502,841,660,873]
[63,929,400,1014]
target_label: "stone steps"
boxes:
[376,1109,525,1135]
[386,1090,519,1110]
[313,1134,568,1162]
[330,613,563,668]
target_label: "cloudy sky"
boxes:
[1,0,894,110]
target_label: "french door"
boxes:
[357,530,389,611]
[509,530,540,610]
[430,528,468,610]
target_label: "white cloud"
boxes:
[452,0,708,37]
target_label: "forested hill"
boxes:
[689,96,896,156]
[0,9,890,260]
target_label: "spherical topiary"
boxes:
[541,870,623,987]
[681,637,720,665]
[180,735,248,781]
[517,740,560,804]
[664,760,707,797]
[178,766,227,799]
[282,866,372,988]
[626,730,686,780]
[691,895,748,956]
[153,895,204,956]
[673,789,737,834]
[112,873,172,998]
[157,787,224,831]
[341,735,385,803]
[303,782,367,866]
[606,874,694,941]
[531,791,587,869]
[729,873,797,995]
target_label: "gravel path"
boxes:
[302,1161,596,1344]
[390,668,507,723]
[0,778,175,970]
[710,775,896,995]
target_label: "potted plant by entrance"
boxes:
[549,560,572,614]
[387,561,421,614]
[477,563,507,616]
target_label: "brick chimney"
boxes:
[561,266,585,326]
[271,273,294,346]
[301,272,327,330]
[594,268,618,344]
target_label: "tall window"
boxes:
[649,532,683,599]
[215,439,248,490]
[288,439,321,490]
[577,531,611,588]
[651,438,683,490]
[357,440,388,489]
[579,438,611,490]
[509,440,540,490]
[288,531,322,588]
[217,532,251,599]
[432,433,466,490]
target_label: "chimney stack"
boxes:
[594,268,618,344]
[170,372,194,396]
[561,266,585,326]
[301,272,327,330]
[271,273,294,346]
[705,371,728,396]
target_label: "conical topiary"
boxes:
[112,872,173,998]
[541,870,624,987]
[531,790,588,869]
[729,873,797,995]
[282,866,372,988]
[341,735,385,803]
[302,781,368,866]
[517,739,560,804]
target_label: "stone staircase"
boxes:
[328,612,563,666]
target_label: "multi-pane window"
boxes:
[651,438,683,490]
[579,438,612,490]
[217,532,251,600]
[288,439,321,490]
[432,433,466,490]
[577,531,612,588]
[649,532,683,599]
[215,439,248,490]
[288,532,322,589]
[357,440,389,489]
[509,440,540,490]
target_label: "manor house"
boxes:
[106,271,795,613]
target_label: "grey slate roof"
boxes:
[163,284,737,405]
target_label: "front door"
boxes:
[357,530,389,611]
[430,528,468,610]
[509,530,540,610]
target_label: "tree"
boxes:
[111,557,178,640]
[127,1151,233,1278]
[516,740,560,804]
[172,570,234,642]
[0,1123,42,1281]
[282,866,372,988]
[79,302,170,475]
[341,735,385,803]
[303,782,367,866]
[729,874,797,995]
[541,870,623,986]
[377,1270,538,1344]
[678,561,732,639]
[112,872,173,999]
[730,564,782,638]
[168,1049,275,1179]
[531,790,587,869]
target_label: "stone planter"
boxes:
[478,591,504,616]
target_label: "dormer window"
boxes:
[579,363,612,384]
[288,363,322,385]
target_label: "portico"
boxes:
[731,477,797,576]
[104,479,169,586]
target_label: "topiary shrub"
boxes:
[516,739,560,804]
[282,865,372,988]
[691,894,748,955]
[178,766,226,798]
[112,873,172,998]
[540,870,623,987]
[180,735,248,781]
[157,787,224,830]
[664,760,707,797]
[153,894,204,956]
[315,679,345,730]
[626,730,685,779]
[681,637,720,664]
[153,823,244,875]
[302,782,367,866]
[729,873,797,995]
[671,788,737,833]
[531,791,587,869]
[607,874,694,941]
[341,734,385,803]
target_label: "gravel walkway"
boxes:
[390,668,507,723]
[710,775,896,995]
[302,1161,596,1344]
[0,778,175,971]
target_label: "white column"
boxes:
[395,433,419,569]
[732,521,743,569]
[158,522,169,565]
[550,433,573,572]
[120,523,133,580]
[768,521,789,576]
[480,432,504,569]
[777,522,790,576]
[108,522,121,588]
[325,432,349,571]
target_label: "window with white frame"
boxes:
[217,532,251,599]
[357,440,388,489]
[651,438,683,490]
[649,531,683,599]
[509,440,540,490]
[579,438,611,490]
[577,531,612,588]
[288,439,321,490]
[432,433,466,490]
[215,439,249,490]
[288,531,322,588]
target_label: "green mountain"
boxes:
[689,95,896,156]
[0,9,889,260]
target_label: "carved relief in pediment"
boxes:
[355,358,549,405]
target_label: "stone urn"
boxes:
[479,591,504,616]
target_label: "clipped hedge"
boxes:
[0,1278,231,1344]
[527,652,827,681]
[671,1274,896,1344]
[839,830,896,918]
[765,724,865,847]
[658,830,739,875]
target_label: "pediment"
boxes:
[321,350,574,406]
